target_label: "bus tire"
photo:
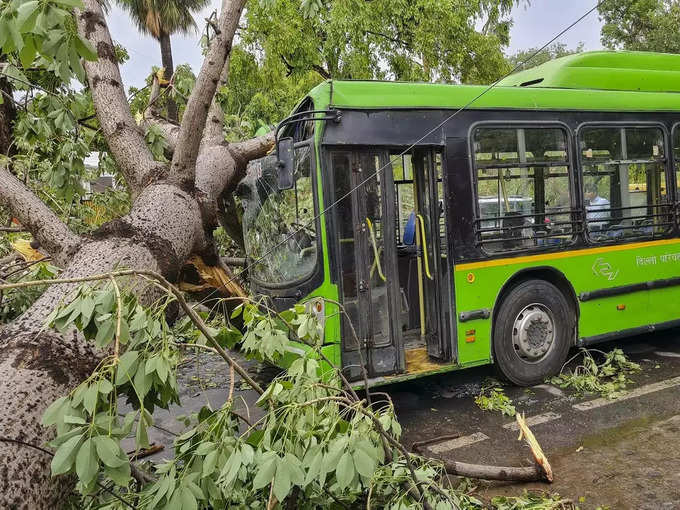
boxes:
[493,279,573,386]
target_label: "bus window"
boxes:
[241,142,318,284]
[580,126,671,242]
[473,126,574,253]
[673,126,680,196]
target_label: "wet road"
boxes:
[390,330,680,509]
[135,329,680,509]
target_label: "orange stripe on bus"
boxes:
[454,238,680,272]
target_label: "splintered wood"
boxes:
[516,412,553,482]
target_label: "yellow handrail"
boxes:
[365,218,387,282]
[416,214,434,280]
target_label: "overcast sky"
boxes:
[107,0,604,91]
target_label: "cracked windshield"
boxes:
[242,144,317,283]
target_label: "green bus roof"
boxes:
[307,51,680,113]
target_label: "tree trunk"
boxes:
[159,32,179,123]
[0,184,204,509]
[0,0,261,506]
[0,73,16,156]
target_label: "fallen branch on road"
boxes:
[413,413,553,483]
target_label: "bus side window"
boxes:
[579,126,671,242]
[472,126,574,253]
[673,126,680,199]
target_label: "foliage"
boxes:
[491,490,578,509]
[43,282,492,509]
[475,381,516,417]
[547,348,641,399]
[243,0,524,84]
[506,42,585,73]
[116,0,210,39]
[0,260,60,322]
[599,0,680,54]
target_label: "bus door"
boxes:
[331,150,404,380]
[413,150,453,360]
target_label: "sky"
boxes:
[107,0,605,91]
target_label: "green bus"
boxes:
[237,51,680,386]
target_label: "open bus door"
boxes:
[412,150,454,361]
[331,151,405,380]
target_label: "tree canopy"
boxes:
[599,0,680,53]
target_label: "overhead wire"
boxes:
[207,1,603,297]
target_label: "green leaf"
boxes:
[16,1,40,30]
[180,487,198,510]
[272,458,291,503]
[83,384,98,415]
[64,415,86,425]
[352,447,376,478]
[335,452,354,490]
[194,441,215,456]
[42,396,69,426]
[115,350,139,385]
[74,35,97,61]
[252,455,277,490]
[50,433,83,476]
[95,318,115,347]
[98,379,113,395]
[53,0,84,7]
[94,436,127,468]
[105,460,131,487]
[202,450,218,478]
[76,438,99,485]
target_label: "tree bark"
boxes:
[159,32,179,123]
[76,0,163,193]
[0,71,16,156]
[0,166,81,266]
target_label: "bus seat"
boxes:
[403,212,416,245]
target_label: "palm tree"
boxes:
[118,0,209,121]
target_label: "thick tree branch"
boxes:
[169,0,246,187]
[228,131,275,169]
[0,166,80,266]
[202,56,231,146]
[76,0,163,193]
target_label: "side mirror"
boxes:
[277,137,295,190]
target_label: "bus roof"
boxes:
[307,51,680,113]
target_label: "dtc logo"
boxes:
[592,257,619,281]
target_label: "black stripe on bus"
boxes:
[579,277,680,302]
[459,308,491,322]
[579,318,680,346]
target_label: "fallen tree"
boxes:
[0,0,274,506]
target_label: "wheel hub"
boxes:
[512,304,555,361]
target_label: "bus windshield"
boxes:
[241,142,317,285]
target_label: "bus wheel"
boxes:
[493,279,572,386]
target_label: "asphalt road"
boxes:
[391,329,680,509]
[135,329,680,509]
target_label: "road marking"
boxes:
[534,384,565,397]
[654,351,680,358]
[573,375,680,411]
[427,432,489,454]
[503,412,561,431]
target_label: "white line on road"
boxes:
[654,351,680,358]
[573,375,680,411]
[534,384,565,397]
[427,432,489,454]
[503,412,561,431]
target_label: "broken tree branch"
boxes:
[0,165,81,266]
[412,414,554,483]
